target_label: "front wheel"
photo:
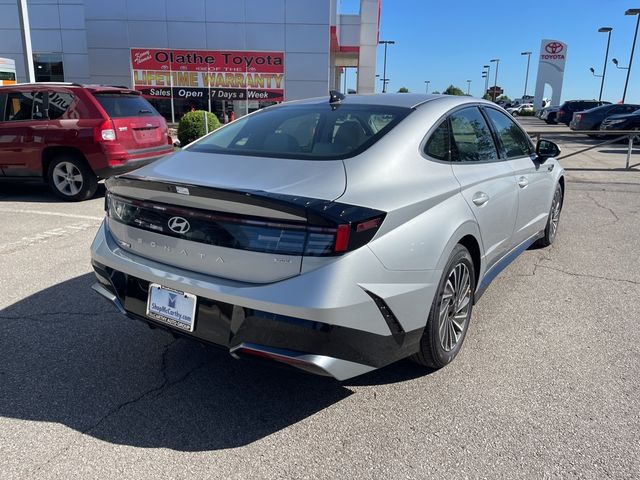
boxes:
[412,244,475,369]
[47,155,98,201]
[535,183,563,247]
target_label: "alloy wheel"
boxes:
[438,262,472,352]
[550,188,562,240]
[52,162,84,197]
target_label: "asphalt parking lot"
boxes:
[1,119,639,479]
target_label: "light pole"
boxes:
[621,9,640,102]
[490,58,500,101]
[594,27,613,101]
[378,40,395,93]
[424,80,430,94]
[521,51,532,99]
[482,73,488,96]
[466,79,472,95]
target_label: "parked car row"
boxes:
[569,103,640,134]
[533,99,639,139]
[0,82,173,200]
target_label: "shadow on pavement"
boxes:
[0,182,106,202]
[0,274,354,451]
[0,273,431,451]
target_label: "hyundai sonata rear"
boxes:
[91,93,564,380]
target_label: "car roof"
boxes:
[282,93,491,110]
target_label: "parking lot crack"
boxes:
[28,338,205,476]
[585,192,620,227]
[536,263,640,286]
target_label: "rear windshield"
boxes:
[93,93,158,118]
[189,104,411,160]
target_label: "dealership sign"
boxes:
[130,48,284,101]
[533,39,568,111]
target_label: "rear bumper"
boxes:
[94,153,168,178]
[93,142,173,178]
[90,221,437,380]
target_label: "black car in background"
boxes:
[570,104,640,132]
[600,108,640,135]
[556,100,611,126]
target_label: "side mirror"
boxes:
[536,139,561,161]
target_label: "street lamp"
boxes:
[620,9,640,102]
[424,80,430,94]
[378,40,395,93]
[589,27,613,102]
[521,51,532,99]
[490,58,500,101]
[466,79,472,95]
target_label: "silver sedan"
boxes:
[91,93,564,380]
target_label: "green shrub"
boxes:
[177,110,221,146]
[516,109,536,116]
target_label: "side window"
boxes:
[423,120,450,161]
[449,107,498,162]
[47,92,74,120]
[484,108,532,158]
[5,92,35,121]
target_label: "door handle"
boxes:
[472,192,490,206]
[517,176,529,188]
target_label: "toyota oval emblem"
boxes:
[545,42,564,54]
[168,216,190,234]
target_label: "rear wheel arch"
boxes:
[42,146,91,183]
[435,221,483,281]
[457,234,481,293]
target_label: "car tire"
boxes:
[47,154,98,201]
[535,183,563,248]
[412,244,475,369]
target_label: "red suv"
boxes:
[0,83,173,200]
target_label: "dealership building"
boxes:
[0,0,380,122]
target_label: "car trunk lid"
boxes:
[104,150,349,283]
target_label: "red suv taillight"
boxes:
[94,120,117,142]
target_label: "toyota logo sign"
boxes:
[545,42,564,54]
[168,216,191,234]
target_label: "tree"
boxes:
[482,94,492,100]
[443,85,465,96]
[397,87,409,93]
[431,90,441,94]
[497,95,511,103]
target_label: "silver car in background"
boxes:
[90,93,564,380]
